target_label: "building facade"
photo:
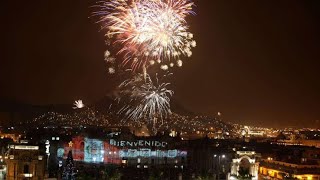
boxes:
[54,134,187,169]
[5,144,46,180]
[259,159,320,180]
[229,151,260,180]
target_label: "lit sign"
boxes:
[45,140,50,155]
[13,145,39,150]
[110,139,167,148]
[57,136,187,164]
[119,149,186,158]
[168,150,178,157]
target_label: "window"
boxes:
[24,164,29,174]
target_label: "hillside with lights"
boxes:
[0,98,236,138]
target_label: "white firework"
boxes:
[73,100,85,109]
[93,0,196,71]
[117,73,173,123]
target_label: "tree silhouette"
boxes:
[63,150,76,180]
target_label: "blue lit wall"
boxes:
[84,138,104,163]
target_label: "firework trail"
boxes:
[115,73,173,125]
[91,0,197,131]
[93,0,196,73]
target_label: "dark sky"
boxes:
[1,0,319,128]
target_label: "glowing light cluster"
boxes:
[32,109,110,127]
[31,110,232,136]
[93,0,196,72]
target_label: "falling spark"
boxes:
[160,64,169,70]
[177,60,183,67]
[104,50,110,58]
[108,67,116,74]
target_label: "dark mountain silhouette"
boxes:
[0,97,229,130]
[170,97,195,116]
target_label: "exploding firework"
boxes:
[93,0,196,72]
[73,100,85,109]
[116,73,173,124]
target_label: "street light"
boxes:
[214,154,226,180]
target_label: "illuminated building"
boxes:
[5,144,46,180]
[55,135,188,168]
[259,159,320,180]
[240,126,265,138]
[229,151,260,180]
[0,132,21,143]
[0,155,5,179]
[274,139,320,148]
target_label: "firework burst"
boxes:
[115,73,173,124]
[93,0,196,72]
[73,100,85,109]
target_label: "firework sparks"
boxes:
[73,100,85,109]
[93,0,196,72]
[177,59,183,67]
[108,67,116,74]
[116,73,173,124]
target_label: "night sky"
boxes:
[1,0,319,128]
